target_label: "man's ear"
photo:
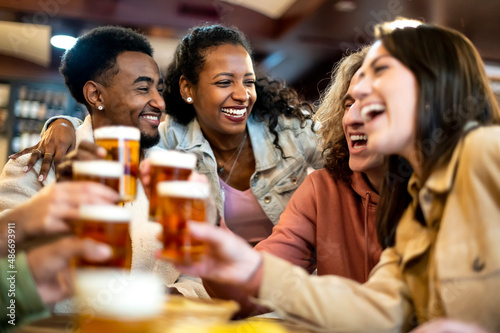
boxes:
[83,81,104,110]
[179,75,194,103]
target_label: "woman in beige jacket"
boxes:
[169,19,500,332]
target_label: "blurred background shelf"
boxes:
[0,80,85,170]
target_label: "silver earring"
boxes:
[98,105,103,110]
[186,97,193,103]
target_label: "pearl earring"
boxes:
[98,105,103,110]
[186,97,193,103]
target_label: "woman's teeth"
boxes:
[350,134,367,141]
[221,108,246,117]
[361,104,385,122]
[350,134,368,149]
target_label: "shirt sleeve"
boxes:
[0,252,50,329]
[256,250,413,332]
[41,115,82,134]
[0,156,43,212]
[255,173,318,273]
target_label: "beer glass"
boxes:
[148,150,197,221]
[75,270,165,333]
[72,205,132,269]
[157,181,209,265]
[94,126,140,202]
[73,160,123,193]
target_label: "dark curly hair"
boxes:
[314,47,369,182]
[59,26,153,112]
[164,24,314,156]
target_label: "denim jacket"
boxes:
[158,114,324,225]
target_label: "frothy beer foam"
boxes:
[75,270,165,319]
[157,181,209,199]
[73,161,123,178]
[94,126,140,141]
[149,149,197,169]
[79,205,131,222]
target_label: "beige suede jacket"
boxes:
[256,125,500,333]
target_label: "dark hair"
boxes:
[164,24,314,156]
[375,20,500,248]
[59,26,153,111]
[314,47,369,181]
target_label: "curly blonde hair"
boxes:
[314,47,369,182]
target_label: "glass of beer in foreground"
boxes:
[73,160,123,193]
[75,270,165,333]
[94,126,140,202]
[148,150,197,221]
[72,204,132,269]
[157,181,209,265]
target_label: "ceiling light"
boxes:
[50,35,77,50]
[220,0,298,19]
[334,1,357,12]
[385,18,423,30]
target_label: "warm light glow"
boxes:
[50,35,77,50]
[386,18,423,30]
[334,1,357,12]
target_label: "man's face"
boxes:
[98,51,165,148]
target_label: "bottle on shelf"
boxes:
[29,90,40,119]
[14,86,27,117]
[20,88,33,118]
[37,90,47,120]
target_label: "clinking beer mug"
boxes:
[94,126,140,202]
[72,160,123,194]
[156,181,211,265]
[72,204,132,269]
[75,270,165,333]
[148,150,197,221]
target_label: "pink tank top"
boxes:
[219,178,274,244]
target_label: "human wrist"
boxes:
[242,252,263,296]
[10,201,41,239]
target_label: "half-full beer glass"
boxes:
[148,150,197,221]
[72,205,132,269]
[157,181,209,265]
[73,160,123,193]
[94,126,140,202]
[75,270,165,333]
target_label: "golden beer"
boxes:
[148,150,197,221]
[72,205,132,269]
[73,160,122,193]
[157,181,209,265]
[94,126,140,202]
[75,270,164,333]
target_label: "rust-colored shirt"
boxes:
[256,169,382,283]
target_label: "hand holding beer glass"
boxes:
[94,126,140,202]
[148,150,197,221]
[157,181,211,265]
[72,204,132,269]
